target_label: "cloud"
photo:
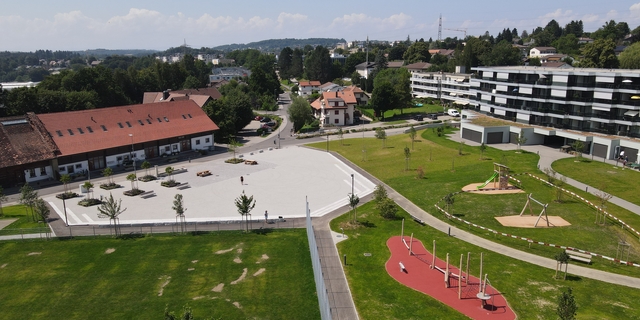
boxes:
[276,12,308,29]
[631,3,640,19]
[581,14,600,23]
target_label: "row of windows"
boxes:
[52,114,193,137]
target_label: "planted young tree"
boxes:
[373,184,388,204]
[416,166,425,179]
[593,187,613,225]
[19,183,38,221]
[480,143,487,160]
[555,176,567,203]
[348,193,360,222]
[375,128,387,148]
[60,174,71,194]
[337,128,344,146]
[516,131,527,152]
[571,140,584,159]
[126,173,137,191]
[404,146,411,171]
[458,141,465,155]
[554,251,570,280]
[228,138,240,160]
[234,191,256,232]
[34,198,50,223]
[82,181,94,200]
[173,194,187,234]
[443,194,455,216]
[408,125,417,150]
[141,160,151,177]
[97,193,127,237]
[102,167,113,185]
[543,167,557,184]
[165,167,174,182]
[557,287,578,320]
[0,186,7,217]
[378,197,398,219]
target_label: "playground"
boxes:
[462,163,524,195]
[386,235,516,320]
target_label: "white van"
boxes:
[447,109,460,117]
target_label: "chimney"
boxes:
[162,90,170,100]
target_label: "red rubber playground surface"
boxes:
[385,236,516,320]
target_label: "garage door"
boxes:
[509,132,518,144]
[487,132,503,144]
[623,148,638,163]
[592,143,608,159]
[462,128,482,143]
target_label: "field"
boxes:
[330,201,640,320]
[0,230,318,319]
[0,204,49,234]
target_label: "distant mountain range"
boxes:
[211,38,346,51]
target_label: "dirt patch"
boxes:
[230,268,248,285]
[192,296,205,300]
[256,254,270,264]
[27,252,42,256]
[157,275,171,296]
[233,302,242,309]
[253,268,266,276]
[105,248,116,254]
[532,298,554,308]
[215,248,234,254]
[237,248,243,254]
[461,183,524,194]
[611,301,630,309]
[212,283,224,292]
[191,260,198,264]
[496,215,571,228]
[188,268,195,271]
[0,263,7,269]
[527,281,557,292]
[233,257,242,264]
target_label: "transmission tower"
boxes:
[438,14,442,41]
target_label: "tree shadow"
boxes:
[251,227,274,235]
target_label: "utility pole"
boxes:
[438,14,442,41]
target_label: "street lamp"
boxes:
[62,197,68,227]
[351,174,354,196]
[129,134,138,188]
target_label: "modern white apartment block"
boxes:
[464,66,640,162]
[410,69,471,107]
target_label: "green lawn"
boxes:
[0,204,49,234]
[308,128,640,277]
[360,103,444,121]
[331,201,640,320]
[0,230,318,319]
[552,157,640,206]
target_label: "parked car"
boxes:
[254,116,263,121]
[266,121,276,127]
[260,117,271,123]
[413,114,424,121]
[447,109,460,117]
[426,113,438,120]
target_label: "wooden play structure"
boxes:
[477,163,510,190]
[519,193,550,227]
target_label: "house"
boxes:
[529,47,557,58]
[355,62,375,79]
[298,81,322,96]
[319,82,341,92]
[578,37,594,44]
[342,85,369,105]
[539,54,568,64]
[209,67,250,82]
[428,49,455,58]
[513,44,529,57]
[143,87,222,108]
[310,90,359,127]
[0,100,219,187]
[541,62,572,68]
[387,61,405,69]
[404,62,433,73]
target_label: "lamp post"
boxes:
[351,174,354,196]
[62,197,68,227]
[129,134,138,189]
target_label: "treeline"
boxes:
[213,38,344,52]
[0,50,80,82]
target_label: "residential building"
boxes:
[465,66,640,161]
[578,37,594,44]
[310,89,362,127]
[143,87,221,108]
[405,62,432,73]
[410,69,471,107]
[387,61,405,69]
[0,100,219,187]
[209,67,250,82]
[299,81,322,96]
[529,47,557,58]
[428,49,455,59]
[355,62,375,79]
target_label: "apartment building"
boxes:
[410,68,471,107]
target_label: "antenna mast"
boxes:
[438,14,442,41]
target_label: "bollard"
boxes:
[586,186,588,193]
[343,254,347,266]
[448,227,451,237]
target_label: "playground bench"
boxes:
[139,190,156,199]
[197,170,212,177]
[244,160,258,165]
[566,250,592,264]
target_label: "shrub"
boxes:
[139,175,157,182]
[78,198,102,207]
[123,189,145,196]
[56,192,79,200]
[161,180,180,188]
[416,166,424,179]
[100,183,122,190]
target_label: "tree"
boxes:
[173,194,187,234]
[60,174,71,194]
[278,47,294,80]
[287,96,313,133]
[375,128,387,148]
[443,194,454,215]
[579,39,618,68]
[555,176,567,203]
[82,181,94,200]
[481,40,522,66]
[571,140,584,159]
[141,161,151,177]
[304,46,332,83]
[373,184,388,204]
[619,42,640,69]
[0,186,7,217]
[554,251,570,280]
[373,68,412,115]
[479,143,487,160]
[337,128,344,145]
[97,193,127,237]
[165,167,175,183]
[34,198,50,223]
[404,146,411,171]
[370,81,395,120]
[102,167,114,185]
[554,34,579,55]
[403,41,431,64]
[557,287,578,320]
[516,131,527,152]
[126,173,137,191]
[228,138,240,160]
[234,191,256,232]
[378,197,398,219]
[408,125,417,150]
[19,183,38,222]
[528,57,541,67]
[348,193,360,222]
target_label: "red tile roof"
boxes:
[143,87,221,107]
[299,80,321,87]
[0,113,58,168]
[37,100,219,156]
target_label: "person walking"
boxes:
[264,210,268,223]
[240,176,244,185]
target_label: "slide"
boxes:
[477,172,498,189]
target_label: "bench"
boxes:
[399,262,406,272]
[197,170,212,177]
[139,190,156,199]
[244,160,258,165]
[566,250,592,264]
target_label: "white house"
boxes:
[529,47,557,58]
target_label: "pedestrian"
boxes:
[264,210,268,223]
[240,176,244,185]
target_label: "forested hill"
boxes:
[213,38,346,51]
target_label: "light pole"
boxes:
[351,174,354,196]
[62,197,68,227]
[129,134,138,189]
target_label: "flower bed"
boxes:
[78,198,102,207]
[100,183,122,190]
[56,192,79,200]
[123,189,145,196]
[161,180,180,188]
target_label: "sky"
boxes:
[2,0,640,52]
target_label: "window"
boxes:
[125,121,132,127]
[164,117,170,122]
[40,167,46,175]
[334,110,339,115]
[195,139,201,145]
[188,114,192,118]
[334,118,339,124]
[205,138,210,143]
[75,164,82,169]
[165,146,170,152]
[101,125,107,131]
[28,168,36,178]
[182,115,187,119]
[118,122,124,128]
[146,119,152,124]
[56,130,63,137]
[86,126,93,133]
[116,156,123,161]
[77,127,84,134]
[157,118,162,123]
[59,166,66,172]
[67,129,74,135]
[138,120,144,126]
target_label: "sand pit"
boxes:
[212,283,224,292]
[157,275,171,296]
[233,257,242,264]
[462,183,523,194]
[495,215,571,228]
[105,248,116,254]
[253,268,266,277]
[230,268,248,285]
[27,252,42,256]
[256,254,269,264]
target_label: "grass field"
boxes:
[0,204,49,234]
[552,157,640,206]
[0,230,318,319]
[308,127,640,277]
[360,103,445,120]
[331,201,640,320]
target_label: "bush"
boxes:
[161,180,180,188]
[378,197,398,219]
[225,158,244,164]
[78,198,102,207]
[139,175,157,182]
[56,192,79,200]
[123,189,145,196]
[100,183,122,190]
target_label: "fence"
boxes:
[306,200,332,320]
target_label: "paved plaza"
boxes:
[45,146,376,226]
